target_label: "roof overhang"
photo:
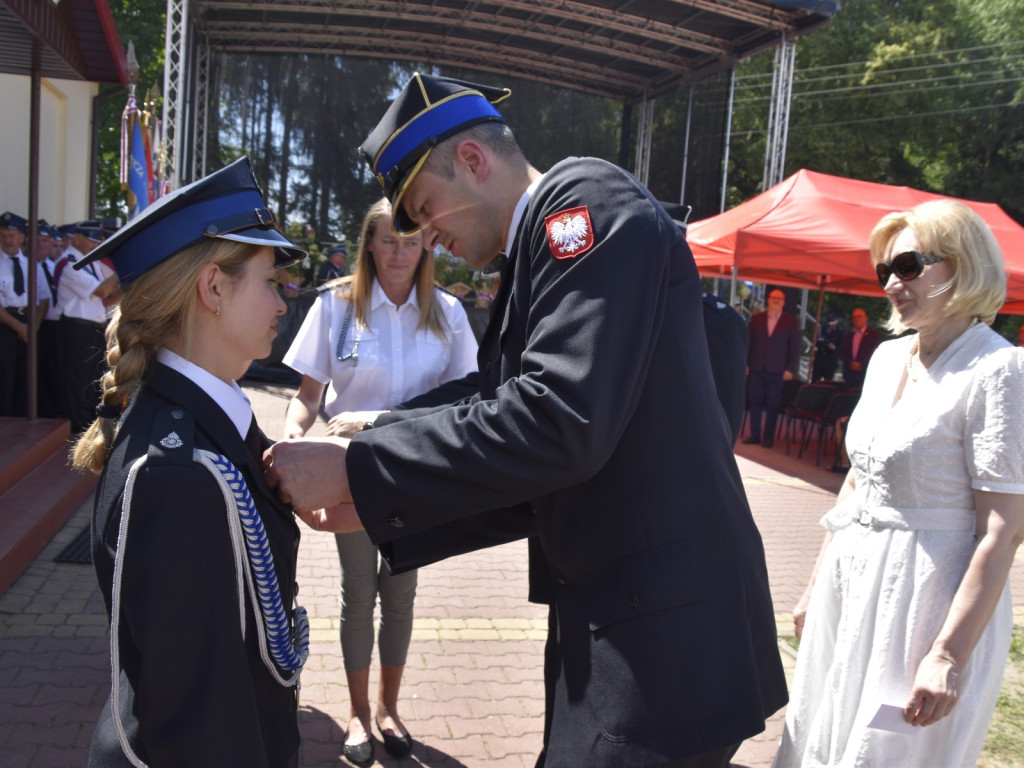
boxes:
[1,0,126,84]
[193,0,837,102]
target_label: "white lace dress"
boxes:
[774,323,1024,768]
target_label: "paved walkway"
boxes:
[1,379,1021,767]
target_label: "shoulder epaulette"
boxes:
[317,275,354,294]
[146,405,195,465]
[433,282,460,299]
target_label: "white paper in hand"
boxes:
[867,703,917,734]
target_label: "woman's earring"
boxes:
[215,304,221,316]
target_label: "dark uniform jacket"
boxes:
[747,310,801,376]
[347,157,787,767]
[89,363,300,768]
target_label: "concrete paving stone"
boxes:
[32,683,99,706]
[5,721,82,747]
[408,667,460,687]
[464,696,532,719]
[73,624,109,638]
[447,714,509,739]
[457,629,502,641]
[0,593,31,613]
[410,694,475,721]
[481,733,541,759]
[482,680,542,702]
[499,714,544,739]
[3,746,38,768]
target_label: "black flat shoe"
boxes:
[376,716,413,759]
[342,735,374,767]
[741,436,761,445]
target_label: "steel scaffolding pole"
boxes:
[632,95,654,186]
[162,0,189,190]
[761,34,795,190]
[192,40,210,181]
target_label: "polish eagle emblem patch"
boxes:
[545,206,594,259]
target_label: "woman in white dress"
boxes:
[282,198,477,765]
[775,199,1024,767]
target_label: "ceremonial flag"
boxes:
[126,113,154,218]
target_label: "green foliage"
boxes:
[728,0,1024,225]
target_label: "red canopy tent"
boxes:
[687,169,1024,314]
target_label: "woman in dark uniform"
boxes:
[71,157,308,768]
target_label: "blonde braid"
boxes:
[71,310,157,474]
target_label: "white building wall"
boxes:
[0,73,99,225]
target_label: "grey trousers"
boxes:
[335,530,417,670]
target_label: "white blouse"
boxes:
[284,280,478,416]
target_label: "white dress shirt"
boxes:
[157,347,253,441]
[57,246,115,323]
[0,250,48,309]
[284,280,478,416]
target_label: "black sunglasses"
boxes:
[876,250,944,288]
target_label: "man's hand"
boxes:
[263,437,352,512]
[783,370,795,380]
[325,410,386,438]
[296,503,364,534]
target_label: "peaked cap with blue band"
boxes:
[73,156,306,285]
[63,220,111,243]
[0,212,27,233]
[358,72,511,234]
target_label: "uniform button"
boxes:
[629,592,639,609]
[171,408,184,420]
[388,515,405,528]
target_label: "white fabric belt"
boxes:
[822,497,975,533]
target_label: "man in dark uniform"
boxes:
[316,242,347,285]
[744,289,800,448]
[812,312,843,382]
[34,220,64,417]
[55,221,119,432]
[0,211,50,416]
[266,73,786,768]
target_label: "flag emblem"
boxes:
[545,206,594,259]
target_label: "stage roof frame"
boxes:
[189,0,837,103]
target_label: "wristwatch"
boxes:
[360,419,375,431]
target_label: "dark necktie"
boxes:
[42,261,56,298]
[12,257,24,296]
[245,415,263,462]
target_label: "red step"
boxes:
[0,418,97,595]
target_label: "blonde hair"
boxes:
[72,239,259,474]
[331,197,450,339]
[869,199,1006,334]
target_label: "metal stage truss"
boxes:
[162,0,836,189]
